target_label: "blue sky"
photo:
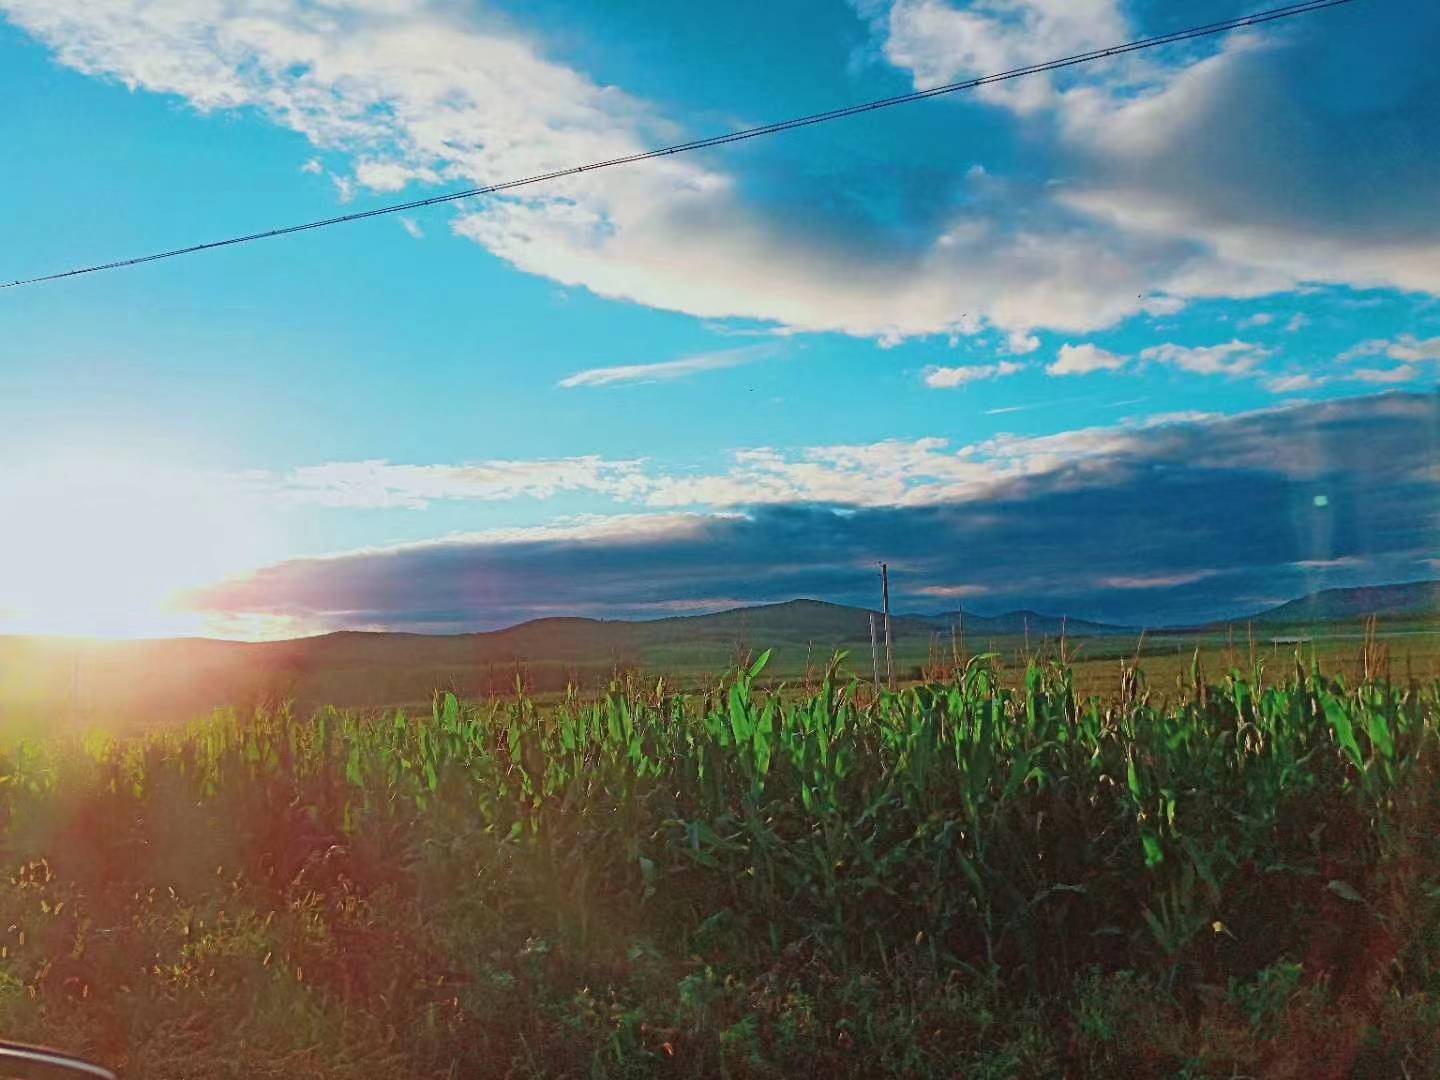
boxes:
[1,0,1437,636]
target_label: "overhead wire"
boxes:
[2,0,1360,290]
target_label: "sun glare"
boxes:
[0,455,277,639]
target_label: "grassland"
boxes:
[0,649,1438,1077]
[5,596,1439,732]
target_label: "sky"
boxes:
[1,0,1437,638]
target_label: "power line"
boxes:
[4,0,1359,290]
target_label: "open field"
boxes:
[0,655,1438,1077]
[4,598,1439,732]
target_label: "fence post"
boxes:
[881,563,895,690]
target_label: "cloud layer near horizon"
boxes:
[187,392,1440,634]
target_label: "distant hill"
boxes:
[8,585,1434,731]
[0,598,1107,731]
[922,609,1132,637]
[1247,580,1440,624]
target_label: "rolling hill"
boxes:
[1246,580,1440,624]
[0,598,1111,731]
[3,586,1435,731]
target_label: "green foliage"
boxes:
[0,657,1437,1075]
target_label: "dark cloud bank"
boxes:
[195,392,1440,632]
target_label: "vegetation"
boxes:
[1,650,1439,1077]
[7,587,1440,732]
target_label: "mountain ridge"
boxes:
[1239,579,1440,625]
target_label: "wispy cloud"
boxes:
[267,397,1439,517]
[923,361,1023,389]
[282,458,648,509]
[1339,335,1440,364]
[985,401,1052,415]
[559,345,778,388]
[915,584,991,599]
[1339,339,1392,363]
[1140,341,1272,377]
[1266,372,1328,394]
[1100,571,1218,590]
[330,173,355,203]
[1349,366,1419,385]
[1050,339,1289,383]
[398,217,424,240]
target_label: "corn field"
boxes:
[1,652,1438,1077]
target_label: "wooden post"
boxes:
[881,562,895,690]
[868,612,881,693]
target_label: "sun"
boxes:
[0,454,278,638]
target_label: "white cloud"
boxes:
[398,216,424,240]
[636,439,987,508]
[1293,556,1367,571]
[923,360,1023,388]
[274,409,1297,519]
[1053,37,1440,299]
[12,0,1427,349]
[1005,329,1040,355]
[281,457,649,509]
[1265,372,1327,394]
[330,173,356,203]
[882,0,1134,114]
[877,0,1440,303]
[1348,366,1419,385]
[1339,335,1440,364]
[8,0,1437,350]
[558,344,777,388]
[1338,339,1390,362]
[0,0,1175,343]
[300,157,323,175]
[1285,313,1310,333]
[636,410,1243,510]
[915,583,990,599]
[1047,342,1125,376]
[47,415,1233,524]
[1140,340,1272,376]
[1100,570,1217,590]
[1238,313,1275,329]
[1387,336,1440,363]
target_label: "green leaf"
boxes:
[953,850,985,897]
[344,745,363,787]
[1322,700,1364,771]
[748,649,773,679]
[1141,829,1164,868]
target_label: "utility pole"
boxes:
[881,563,895,690]
[868,612,881,693]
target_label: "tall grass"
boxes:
[0,653,1438,1076]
